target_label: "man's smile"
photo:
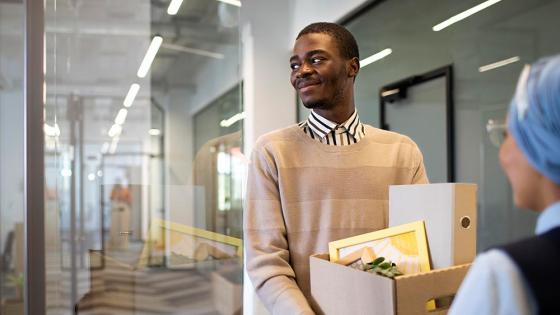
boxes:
[297,80,321,93]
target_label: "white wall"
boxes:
[291,0,370,39]
[241,1,296,313]
[242,0,296,152]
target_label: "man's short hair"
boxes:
[296,22,359,60]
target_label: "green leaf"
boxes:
[379,262,391,270]
[360,257,403,279]
[372,257,385,265]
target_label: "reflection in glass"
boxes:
[486,119,507,148]
[44,0,243,313]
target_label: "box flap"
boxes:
[310,254,395,315]
[394,264,471,315]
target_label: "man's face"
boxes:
[290,33,356,110]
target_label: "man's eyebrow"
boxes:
[305,49,328,57]
[290,49,329,62]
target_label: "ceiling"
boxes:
[36,0,240,148]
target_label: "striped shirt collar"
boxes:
[307,110,362,140]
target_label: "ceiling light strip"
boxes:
[479,56,520,72]
[109,137,119,154]
[360,48,392,68]
[114,108,128,125]
[149,129,162,136]
[162,43,224,59]
[217,0,241,7]
[167,0,184,15]
[108,124,122,138]
[123,83,140,107]
[137,36,163,78]
[432,0,503,32]
[220,112,246,127]
[381,88,400,97]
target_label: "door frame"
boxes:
[24,0,46,314]
[379,65,455,182]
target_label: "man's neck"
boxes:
[313,104,355,124]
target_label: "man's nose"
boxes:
[296,63,313,78]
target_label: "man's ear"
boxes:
[348,57,360,78]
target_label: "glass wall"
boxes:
[0,2,25,314]
[193,84,244,238]
[44,0,243,314]
[336,0,560,250]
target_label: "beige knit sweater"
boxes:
[244,124,428,315]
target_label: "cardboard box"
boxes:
[310,254,470,315]
[389,183,477,269]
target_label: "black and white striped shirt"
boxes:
[298,110,365,146]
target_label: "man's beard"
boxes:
[301,83,345,110]
[302,98,331,110]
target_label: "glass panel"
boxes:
[345,0,559,250]
[0,2,25,314]
[44,0,243,314]
[193,84,243,238]
[385,76,448,183]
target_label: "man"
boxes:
[449,56,560,315]
[244,22,428,314]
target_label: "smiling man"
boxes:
[244,22,428,314]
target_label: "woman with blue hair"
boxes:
[449,55,560,315]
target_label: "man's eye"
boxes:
[290,63,300,70]
[312,57,323,64]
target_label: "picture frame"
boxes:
[328,221,431,275]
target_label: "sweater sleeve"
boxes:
[244,144,315,315]
[410,142,429,184]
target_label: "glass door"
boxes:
[44,0,244,314]
[380,66,454,183]
[0,2,25,314]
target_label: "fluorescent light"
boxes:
[220,112,246,127]
[167,0,184,15]
[217,0,241,7]
[115,108,128,125]
[97,170,103,177]
[381,88,400,97]
[479,56,520,72]
[109,137,119,154]
[137,36,163,78]
[88,173,96,181]
[360,48,392,68]
[108,124,122,138]
[149,128,162,136]
[162,43,224,59]
[123,83,140,107]
[61,169,72,177]
[433,0,503,31]
[44,123,60,137]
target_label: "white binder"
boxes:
[389,183,477,269]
